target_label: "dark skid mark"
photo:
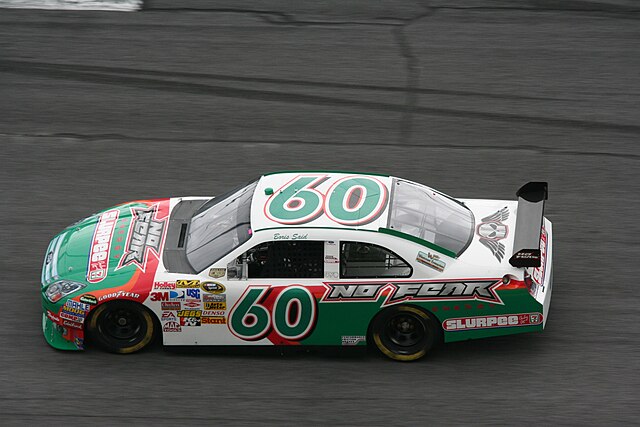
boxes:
[0,59,561,102]
[1,59,639,135]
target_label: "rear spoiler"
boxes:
[509,182,548,268]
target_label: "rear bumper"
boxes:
[536,218,553,328]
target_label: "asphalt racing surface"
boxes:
[1,2,639,425]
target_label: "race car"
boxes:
[41,171,552,361]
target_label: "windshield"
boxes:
[185,181,258,272]
[388,179,474,256]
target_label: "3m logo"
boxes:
[150,292,169,302]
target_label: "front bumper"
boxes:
[42,312,84,351]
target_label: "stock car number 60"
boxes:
[229,286,317,341]
[265,175,389,226]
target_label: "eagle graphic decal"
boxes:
[477,207,509,261]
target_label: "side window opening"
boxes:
[340,241,412,279]
[240,241,324,279]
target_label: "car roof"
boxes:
[251,171,394,233]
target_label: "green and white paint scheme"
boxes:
[41,171,553,359]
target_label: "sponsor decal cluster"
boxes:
[60,300,90,323]
[176,279,225,294]
[117,204,167,272]
[87,209,119,283]
[98,291,140,302]
[322,279,504,306]
[341,335,366,346]
[443,313,543,331]
[416,251,446,272]
[161,310,181,332]
[477,207,509,262]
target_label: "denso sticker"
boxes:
[202,310,225,317]
[117,204,167,272]
[87,209,119,283]
[153,281,176,290]
[161,301,181,311]
[202,316,226,325]
[443,313,543,331]
[163,321,181,332]
[204,301,226,310]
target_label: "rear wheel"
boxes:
[88,301,155,354]
[371,305,440,362]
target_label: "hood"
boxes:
[458,199,518,268]
[42,199,171,289]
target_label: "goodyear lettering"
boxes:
[98,291,141,302]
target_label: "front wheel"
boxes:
[370,305,440,362]
[87,301,156,354]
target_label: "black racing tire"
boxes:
[87,300,156,354]
[370,305,440,362]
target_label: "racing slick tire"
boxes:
[370,305,440,362]
[87,300,156,354]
